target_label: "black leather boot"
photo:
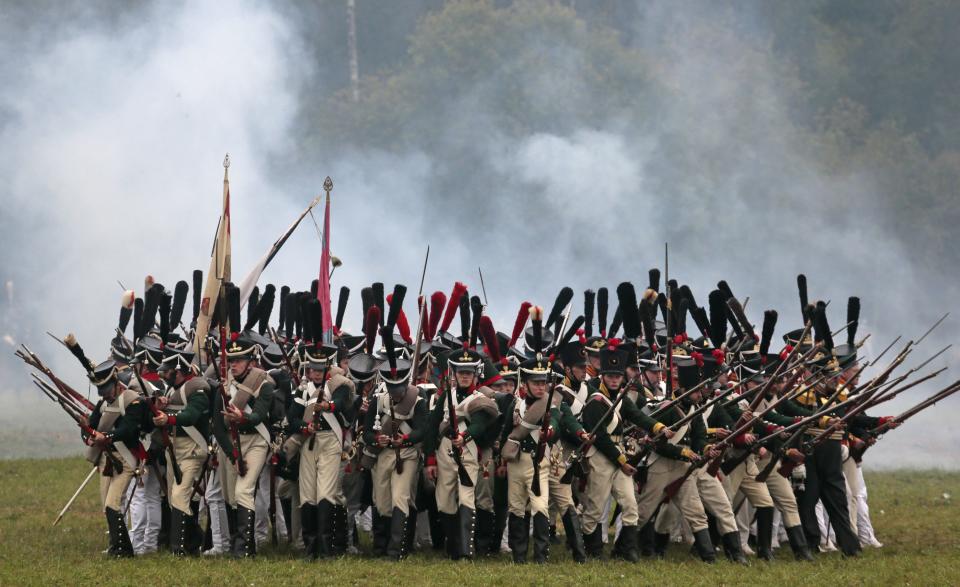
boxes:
[187,501,202,555]
[493,503,509,556]
[475,508,494,556]
[300,503,318,560]
[404,508,418,554]
[532,512,551,564]
[280,497,293,538]
[105,508,134,557]
[442,512,461,560]
[170,508,188,556]
[756,507,775,561]
[386,507,410,560]
[692,529,716,564]
[639,520,656,558]
[612,525,640,562]
[225,505,238,553]
[786,525,815,561]
[371,513,388,556]
[508,513,529,563]
[331,504,348,556]
[316,500,333,558]
[653,532,671,559]
[232,506,256,558]
[584,526,605,559]
[721,531,749,565]
[561,507,586,563]
[158,498,170,552]
[458,505,476,560]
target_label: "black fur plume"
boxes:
[583,290,595,338]
[717,280,735,301]
[708,290,727,348]
[797,274,809,324]
[814,301,834,351]
[458,290,471,341]
[294,293,305,339]
[597,287,609,337]
[141,283,162,335]
[170,281,188,329]
[118,291,134,334]
[559,315,585,348]
[608,305,622,338]
[256,284,276,335]
[648,268,660,293]
[545,286,574,330]
[674,298,688,336]
[159,291,171,345]
[227,284,241,335]
[133,297,144,341]
[246,286,260,326]
[690,306,711,340]
[335,286,350,331]
[616,282,641,339]
[360,287,373,321]
[191,270,202,324]
[847,297,860,346]
[310,279,319,299]
[469,295,483,348]
[656,292,670,327]
[759,310,778,356]
[284,292,297,338]
[278,285,290,331]
[386,284,408,330]
[679,284,699,310]
[309,298,323,343]
[640,301,657,349]
[372,282,385,327]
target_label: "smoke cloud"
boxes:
[0,0,955,467]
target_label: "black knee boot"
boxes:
[721,531,749,565]
[331,504,348,556]
[300,503,318,560]
[457,505,476,560]
[561,507,586,564]
[225,505,238,552]
[508,513,529,563]
[315,500,333,558]
[231,506,256,558]
[692,529,716,564]
[475,509,494,556]
[653,532,671,559]
[442,512,461,560]
[171,508,188,556]
[584,526,605,559]
[386,507,410,560]
[532,512,551,564]
[786,525,815,561]
[613,525,640,562]
[639,520,656,558]
[280,497,293,538]
[756,507,775,561]
[105,507,134,557]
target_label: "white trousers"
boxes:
[204,468,230,552]
[129,467,162,555]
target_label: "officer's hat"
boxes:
[598,345,627,375]
[519,355,551,382]
[523,325,554,358]
[89,359,120,395]
[260,343,286,369]
[675,356,700,390]
[339,334,366,356]
[378,357,412,387]
[158,346,196,373]
[135,336,164,368]
[110,334,135,363]
[559,341,587,368]
[304,342,338,370]
[833,344,857,369]
[348,353,378,383]
[225,332,259,362]
[446,347,482,372]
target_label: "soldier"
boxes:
[579,343,669,561]
[128,337,166,555]
[365,354,428,560]
[424,346,499,560]
[152,346,211,555]
[84,360,145,557]
[288,341,355,559]
[212,333,277,558]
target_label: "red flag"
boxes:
[317,177,334,341]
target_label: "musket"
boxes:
[444,373,474,487]
[307,360,333,452]
[31,372,90,418]
[218,324,246,476]
[269,437,279,546]
[408,246,431,386]
[664,244,674,396]
[477,265,488,307]
[531,371,558,497]
[559,385,630,484]
[16,345,96,411]
[133,365,182,485]
[53,466,98,526]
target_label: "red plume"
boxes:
[508,301,533,347]
[577,328,586,344]
[712,348,725,365]
[691,351,704,369]
[438,282,467,335]
[387,293,413,344]
[363,306,380,354]
[478,316,501,364]
[607,338,622,350]
[428,291,446,339]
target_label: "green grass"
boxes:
[1,459,958,586]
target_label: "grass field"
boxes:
[1,458,958,586]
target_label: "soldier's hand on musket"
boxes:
[713,428,731,440]
[740,433,757,446]
[90,430,111,448]
[376,434,390,448]
[757,446,768,459]
[620,462,637,476]
[152,412,169,427]
[155,396,169,409]
[452,433,466,448]
[426,464,438,482]
[496,463,507,478]
[304,421,316,435]
[786,448,805,463]
[317,400,331,412]
[705,446,722,460]
[223,404,244,424]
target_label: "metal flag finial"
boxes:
[323,176,333,194]
[223,153,231,168]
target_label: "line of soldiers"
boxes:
[71,273,905,563]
